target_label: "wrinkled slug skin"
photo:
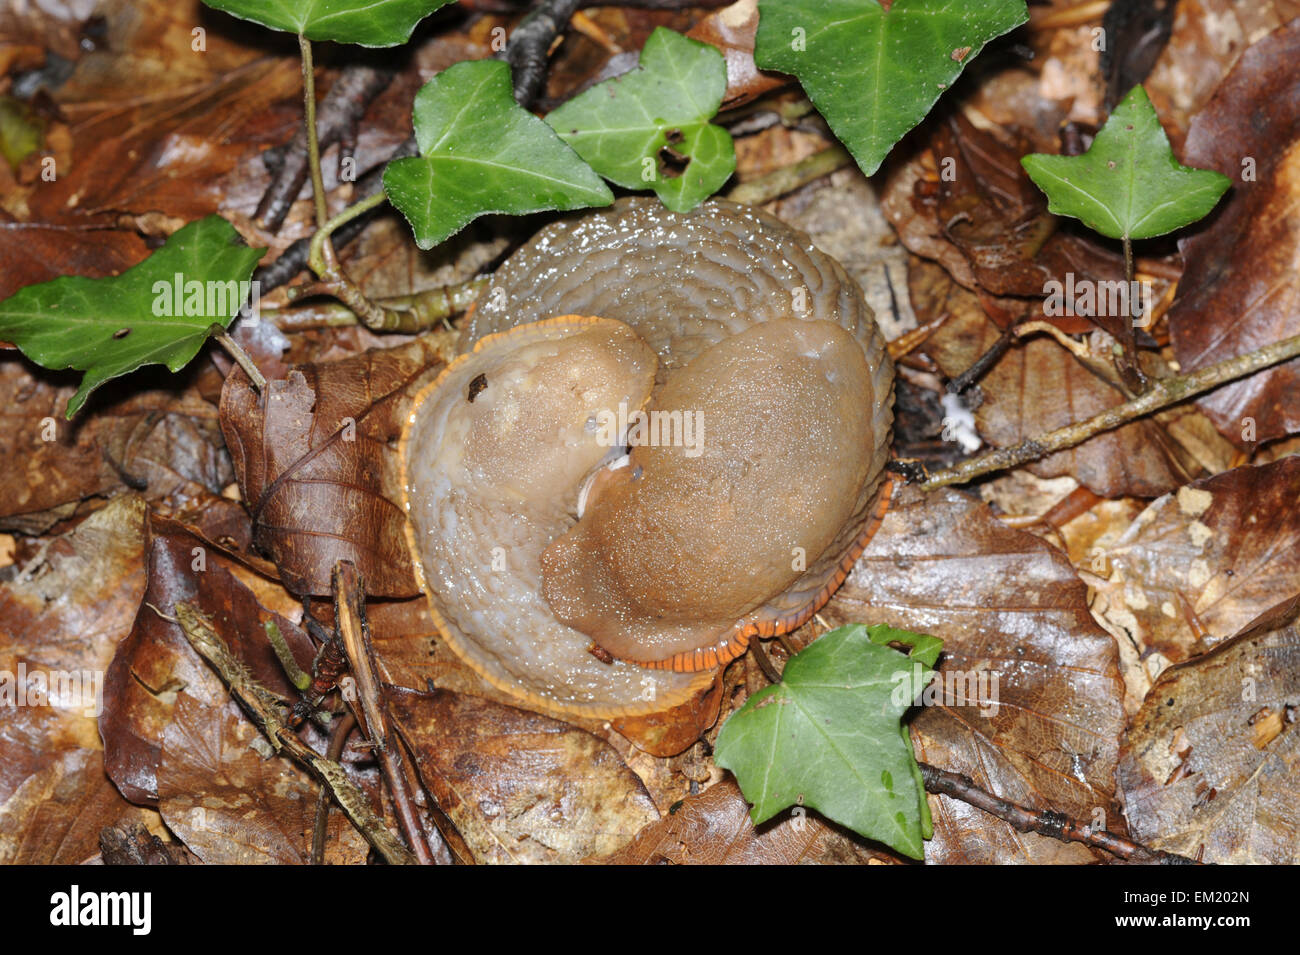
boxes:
[465,198,895,672]
[401,317,714,717]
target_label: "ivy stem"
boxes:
[307,190,388,277]
[208,323,267,392]
[299,34,328,231]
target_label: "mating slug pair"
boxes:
[400,198,894,719]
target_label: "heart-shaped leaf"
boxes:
[384,59,613,250]
[754,0,1028,176]
[0,215,264,417]
[545,27,735,213]
[1021,85,1231,240]
[714,623,941,859]
[201,0,457,48]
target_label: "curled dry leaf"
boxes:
[0,494,151,862]
[1093,457,1300,667]
[158,694,368,865]
[100,516,314,804]
[686,0,785,110]
[916,261,1194,497]
[1168,20,1300,449]
[220,336,445,597]
[1117,596,1300,863]
[387,686,659,864]
[811,486,1126,863]
[594,779,900,865]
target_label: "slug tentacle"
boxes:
[402,199,894,718]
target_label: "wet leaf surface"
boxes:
[1093,457,1300,667]
[389,686,660,863]
[1117,596,1300,863]
[1168,20,1300,448]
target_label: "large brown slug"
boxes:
[401,198,894,719]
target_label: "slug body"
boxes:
[402,198,894,718]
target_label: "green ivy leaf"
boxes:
[1021,85,1231,241]
[0,216,264,417]
[545,27,735,213]
[754,0,1028,176]
[201,0,457,47]
[714,623,941,859]
[384,60,613,250]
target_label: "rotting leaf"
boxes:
[158,693,368,864]
[1093,457,1300,667]
[595,779,902,864]
[1167,20,1300,449]
[100,516,314,805]
[0,495,151,861]
[219,335,445,597]
[387,686,659,864]
[916,260,1196,497]
[1117,595,1300,863]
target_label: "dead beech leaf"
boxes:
[158,693,368,865]
[101,517,314,804]
[1117,596,1300,863]
[0,224,149,301]
[388,686,659,864]
[686,0,785,109]
[0,494,150,861]
[917,261,1192,497]
[595,779,900,865]
[928,113,1129,336]
[810,486,1126,864]
[220,336,445,597]
[1143,0,1300,146]
[2,749,157,864]
[1168,20,1300,449]
[1093,457,1300,667]
[0,355,236,533]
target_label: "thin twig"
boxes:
[174,601,416,865]
[333,562,447,865]
[498,0,581,107]
[921,329,1300,490]
[917,761,1196,863]
[207,323,267,391]
[726,144,853,206]
[312,710,356,865]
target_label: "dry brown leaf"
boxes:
[219,336,444,597]
[158,694,368,865]
[595,779,899,865]
[388,686,659,864]
[0,494,150,861]
[1117,596,1300,863]
[100,517,314,804]
[1093,457,1300,668]
[1168,20,1300,449]
[917,261,1193,497]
